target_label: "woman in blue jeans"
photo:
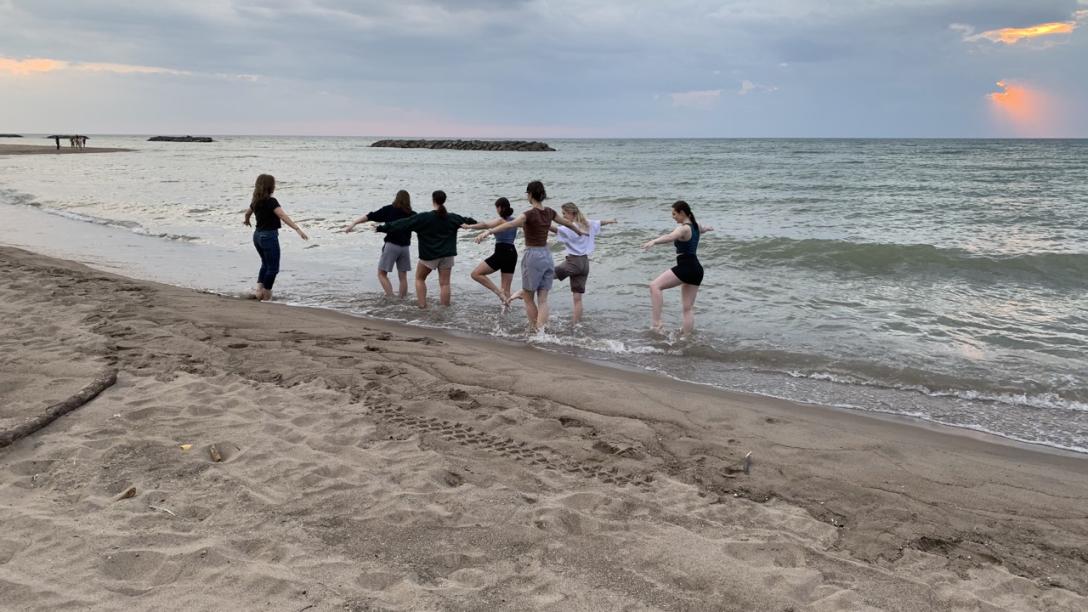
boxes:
[243,174,308,301]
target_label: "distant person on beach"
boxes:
[243,174,309,301]
[342,190,415,298]
[376,190,476,309]
[641,200,712,336]
[549,202,616,325]
[474,181,586,333]
[53,136,60,150]
[461,197,519,306]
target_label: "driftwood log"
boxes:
[0,370,118,448]
[371,139,555,152]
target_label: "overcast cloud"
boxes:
[1,0,1085,136]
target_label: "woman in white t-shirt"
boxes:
[550,202,617,325]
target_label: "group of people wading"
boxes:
[245,174,710,335]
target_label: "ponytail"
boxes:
[672,200,697,231]
[495,197,513,218]
[433,190,448,218]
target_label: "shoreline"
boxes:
[1,244,1086,609]
[0,143,134,156]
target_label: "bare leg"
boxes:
[377,269,394,297]
[571,293,583,325]
[397,270,409,298]
[649,270,683,332]
[680,283,700,336]
[535,289,551,331]
[522,290,538,332]
[415,266,432,309]
[471,262,505,302]
[500,273,515,302]
[438,267,452,306]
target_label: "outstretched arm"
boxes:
[548,222,559,234]
[640,225,689,250]
[462,216,505,230]
[243,206,254,227]
[342,214,370,233]
[376,213,423,235]
[274,207,309,240]
[475,213,526,243]
[554,215,587,236]
[600,219,618,226]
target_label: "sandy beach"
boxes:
[0,143,134,156]
[0,244,1085,610]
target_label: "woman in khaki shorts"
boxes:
[475,181,585,333]
[550,202,616,325]
[377,190,476,309]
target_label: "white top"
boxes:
[556,219,602,256]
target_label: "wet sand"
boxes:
[1,245,1086,610]
[0,144,133,156]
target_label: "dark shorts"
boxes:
[483,243,517,274]
[671,254,703,286]
[554,254,589,294]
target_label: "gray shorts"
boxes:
[378,242,412,273]
[419,256,455,270]
[554,254,589,294]
[521,246,554,292]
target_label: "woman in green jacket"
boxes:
[376,190,476,309]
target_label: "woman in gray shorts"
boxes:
[550,202,617,325]
[474,181,585,333]
[342,190,414,298]
[377,190,476,309]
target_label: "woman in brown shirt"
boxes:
[475,180,584,333]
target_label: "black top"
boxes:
[252,197,281,231]
[377,211,477,260]
[367,205,415,246]
[674,222,699,256]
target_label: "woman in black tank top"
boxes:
[640,200,713,336]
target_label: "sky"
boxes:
[1,0,1086,137]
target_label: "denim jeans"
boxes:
[253,230,281,290]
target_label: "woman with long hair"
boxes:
[243,174,308,301]
[641,200,712,336]
[342,190,415,298]
[474,181,585,333]
[549,202,616,325]
[376,190,476,309]
[461,197,519,305]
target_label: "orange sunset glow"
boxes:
[977,21,1077,44]
[0,57,67,76]
[988,81,1057,136]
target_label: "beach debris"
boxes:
[179,443,192,451]
[115,486,137,501]
[148,505,177,517]
[0,369,117,449]
[743,452,753,474]
[209,444,223,462]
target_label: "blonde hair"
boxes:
[251,174,275,207]
[561,202,588,231]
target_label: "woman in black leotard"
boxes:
[641,200,712,336]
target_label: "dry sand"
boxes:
[1,245,1086,611]
[0,144,133,156]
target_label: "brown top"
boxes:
[522,206,557,247]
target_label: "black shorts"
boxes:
[484,243,518,274]
[671,254,703,286]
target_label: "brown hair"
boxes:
[495,197,513,218]
[433,190,447,218]
[526,180,546,203]
[672,200,698,231]
[392,189,412,213]
[251,174,275,208]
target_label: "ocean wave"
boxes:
[0,190,203,243]
[706,237,1087,284]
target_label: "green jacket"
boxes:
[377,210,476,260]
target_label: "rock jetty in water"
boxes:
[148,136,215,143]
[0,134,23,138]
[371,139,555,152]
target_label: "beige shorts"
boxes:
[419,256,455,270]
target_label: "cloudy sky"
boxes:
[1,0,1086,137]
